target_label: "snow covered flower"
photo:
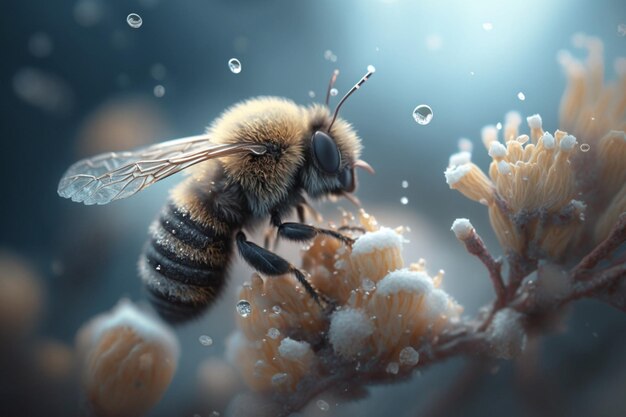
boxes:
[226,211,461,398]
[76,299,179,417]
[445,34,625,263]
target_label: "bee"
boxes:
[58,68,375,324]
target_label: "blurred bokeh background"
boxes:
[1,0,625,416]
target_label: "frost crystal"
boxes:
[487,308,527,359]
[329,308,374,358]
[376,269,433,296]
[278,338,311,360]
[451,218,473,240]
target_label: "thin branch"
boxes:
[571,213,626,279]
[563,263,626,304]
[457,227,507,305]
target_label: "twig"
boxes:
[571,213,626,279]
[564,263,626,303]
[455,225,506,305]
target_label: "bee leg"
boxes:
[338,225,366,234]
[236,231,330,305]
[277,222,355,246]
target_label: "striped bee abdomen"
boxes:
[139,202,233,324]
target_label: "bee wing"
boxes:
[58,135,266,205]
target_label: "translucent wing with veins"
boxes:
[57,135,266,205]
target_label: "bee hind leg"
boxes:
[277,222,355,246]
[236,231,331,305]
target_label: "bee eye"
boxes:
[311,131,341,174]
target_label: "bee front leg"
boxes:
[276,222,355,246]
[236,231,330,305]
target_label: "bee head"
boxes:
[301,68,375,203]
[302,105,374,202]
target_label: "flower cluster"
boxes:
[226,211,461,398]
[445,34,625,266]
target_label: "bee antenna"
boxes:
[328,66,375,132]
[325,69,340,107]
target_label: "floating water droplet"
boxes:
[228,58,241,74]
[267,328,280,339]
[127,13,143,28]
[210,411,220,417]
[386,362,399,374]
[469,71,475,76]
[272,305,282,314]
[153,84,165,98]
[330,88,338,96]
[482,22,493,31]
[517,92,526,101]
[198,335,213,346]
[619,23,626,37]
[496,122,503,130]
[412,104,433,125]
[362,278,376,292]
[316,400,330,411]
[580,143,591,152]
[399,346,420,366]
[401,180,409,188]
[236,300,252,317]
[400,197,408,205]
[324,50,333,60]
[308,90,315,98]
[367,64,376,73]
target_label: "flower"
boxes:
[445,35,625,262]
[226,211,461,397]
[76,299,179,417]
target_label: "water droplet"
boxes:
[386,362,399,374]
[155,264,161,271]
[618,23,626,37]
[399,346,420,366]
[199,335,213,346]
[362,278,376,292]
[401,180,409,188]
[316,400,330,411]
[482,22,493,31]
[400,197,408,205]
[210,411,220,417]
[267,328,280,339]
[330,88,338,96]
[272,305,282,314]
[324,50,333,60]
[153,84,165,98]
[236,300,252,317]
[580,143,590,152]
[308,90,316,98]
[367,64,376,73]
[469,71,475,76]
[496,122,503,130]
[228,58,242,74]
[127,13,143,28]
[412,105,433,125]
[517,92,526,101]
